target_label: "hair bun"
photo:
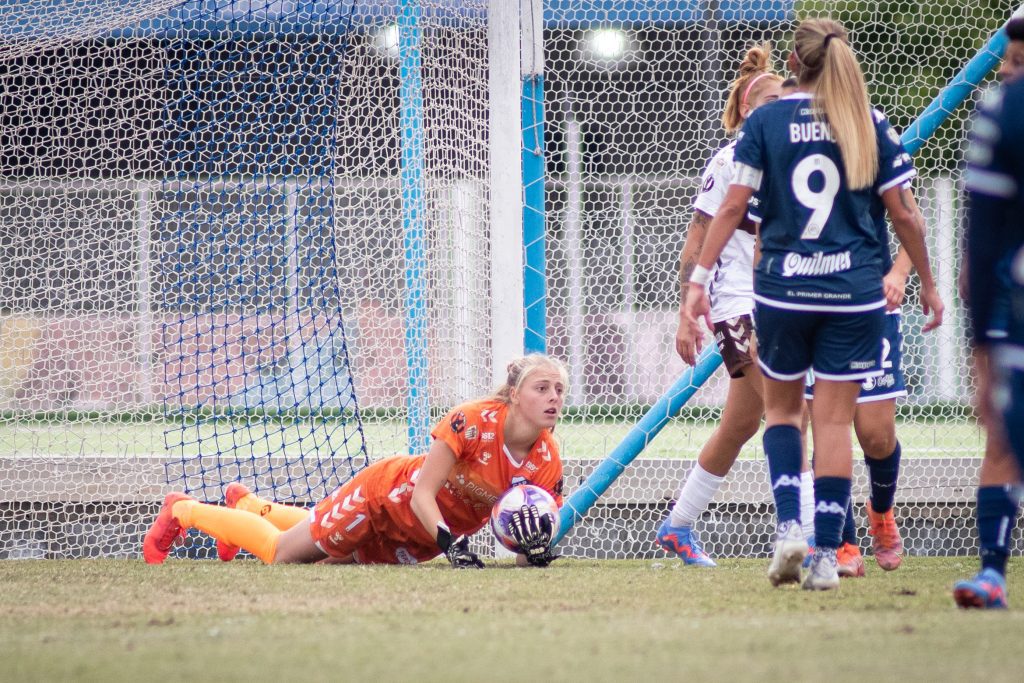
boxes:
[739,43,772,76]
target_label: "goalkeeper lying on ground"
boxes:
[143,354,566,568]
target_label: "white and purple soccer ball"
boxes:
[490,484,560,553]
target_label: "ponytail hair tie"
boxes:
[823,33,839,49]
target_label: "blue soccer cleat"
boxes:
[655,517,716,567]
[953,568,1008,609]
[802,534,816,568]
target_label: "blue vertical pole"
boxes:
[522,73,546,354]
[399,1,430,453]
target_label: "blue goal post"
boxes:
[551,6,1024,548]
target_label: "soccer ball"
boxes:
[490,484,560,553]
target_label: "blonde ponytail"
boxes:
[793,19,877,190]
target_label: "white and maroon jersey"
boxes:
[692,140,757,323]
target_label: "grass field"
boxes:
[1,557,1020,682]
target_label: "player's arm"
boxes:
[882,185,943,331]
[883,187,919,310]
[410,438,455,538]
[678,209,713,303]
[684,182,753,340]
[675,209,713,365]
[410,439,484,568]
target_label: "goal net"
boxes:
[0,0,493,558]
[545,0,1019,559]
[0,0,1016,560]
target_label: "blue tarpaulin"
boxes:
[0,1,794,39]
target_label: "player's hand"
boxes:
[675,315,700,366]
[509,505,559,567]
[919,284,945,333]
[882,269,908,311]
[436,523,484,569]
[682,284,712,355]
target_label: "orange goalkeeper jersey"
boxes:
[309,398,563,561]
[430,398,563,536]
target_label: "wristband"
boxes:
[435,522,452,553]
[689,265,711,287]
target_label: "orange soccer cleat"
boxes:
[867,501,903,571]
[836,542,865,578]
[216,482,253,562]
[143,492,194,564]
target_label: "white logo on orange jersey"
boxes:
[539,442,551,462]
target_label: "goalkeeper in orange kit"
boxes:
[143,354,566,568]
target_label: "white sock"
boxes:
[800,470,815,539]
[669,463,725,528]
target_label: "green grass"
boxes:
[1,558,1021,682]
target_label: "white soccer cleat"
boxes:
[802,546,840,591]
[767,519,808,587]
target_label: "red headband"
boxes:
[742,72,773,106]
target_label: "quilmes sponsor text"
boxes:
[782,250,852,277]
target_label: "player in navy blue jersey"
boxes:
[955,17,1024,609]
[683,17,943,591]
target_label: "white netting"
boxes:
[544,0,1019,559]
[0,0,493,558]
[0,1,1017,560]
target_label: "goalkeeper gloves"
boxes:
[509,504,560,568]
[436,522,484,569]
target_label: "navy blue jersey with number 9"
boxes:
[735,93,915,311]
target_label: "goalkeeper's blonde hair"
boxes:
[492,354,569,403]
[722,43,782,134]
[793,18,877,190]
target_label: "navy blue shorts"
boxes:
[754,302,886,381]
[805,313,907,402]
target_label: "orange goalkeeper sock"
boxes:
[234,492,309,530]
[172,500,280,564]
